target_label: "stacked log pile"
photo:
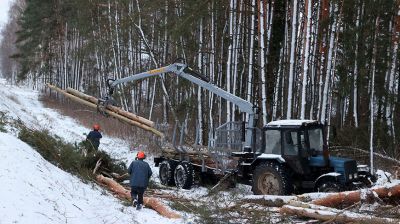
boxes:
[278,184,400,223]
[311,184,400,208]
[280,201,399,224]
[46,84,163,137]
[161,147,239,170]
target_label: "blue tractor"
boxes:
[104,62,375,195]
[233,120,376,195]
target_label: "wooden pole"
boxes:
[66,87,154,127]
[46,84,163,137]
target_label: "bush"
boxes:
[18,127,62,163]
[18,126,126,180]
[79,144,127,174]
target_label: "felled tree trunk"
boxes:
[66,87,154,127]
[243,196,299,207]
[280,201,399,224]
[312,184,400,208]
[96,175,181,219]
[46,84,163,137]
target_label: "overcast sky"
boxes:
[0,0,14,30]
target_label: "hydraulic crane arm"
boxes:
[107,63,257,148]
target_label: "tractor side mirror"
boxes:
[323,145,330,164]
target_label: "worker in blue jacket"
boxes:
[128,151,153,210]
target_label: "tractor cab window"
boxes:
[283,130,299,156]
[308,128,324,151]
[264,130,281,154]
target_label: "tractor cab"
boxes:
[261,120,327,174]
[252,119,371,193]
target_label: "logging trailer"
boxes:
[105,62,376,195]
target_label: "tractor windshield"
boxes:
[308,128,324,151]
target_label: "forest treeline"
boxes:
[0,0,399,158]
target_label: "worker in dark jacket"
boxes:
[128,151,153,210]
[86,124,102,151]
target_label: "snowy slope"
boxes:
[0,80,183,224]
[0,80,131,162]
[0,132,179,224]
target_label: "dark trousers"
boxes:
[131,186,146,205]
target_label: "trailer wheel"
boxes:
[174,162,194,189]
[252,162,292,195]
[159,160,176,186]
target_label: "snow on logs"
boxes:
[46,84,163,138]
[279,184,400,223]
[96,175,181,219]
[280,201,399,224]
[311,184,400,208]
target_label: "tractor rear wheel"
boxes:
[174,162,194,189]
[159,160,176,186]
[252,162,293,195]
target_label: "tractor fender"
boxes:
[314,172,341,187]
[256,154,286,163]
[250,154,286,169]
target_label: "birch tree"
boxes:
[321,3,338,124]
[287,0,298,119]
[370,17,380,175]
[300,0,312,119]
[259,0,268,124]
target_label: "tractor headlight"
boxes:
[354,173,358,178]
[349,174,353,180]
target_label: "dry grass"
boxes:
[39,93,163,154]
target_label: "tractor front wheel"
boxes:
[252,162,293,195]
[317,181,342,192]
[357,171,376,188]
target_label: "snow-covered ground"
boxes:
[1,79,399,223]
[0,80,184,224]
[0,132,178,224]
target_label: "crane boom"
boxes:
[107,63,257,149]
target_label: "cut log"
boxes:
[66,87,154,127]
[280,202,400,224]
[46,84,163,137]
[96,175,181,219]
[311,184,400,208]
[161,147,240,170]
